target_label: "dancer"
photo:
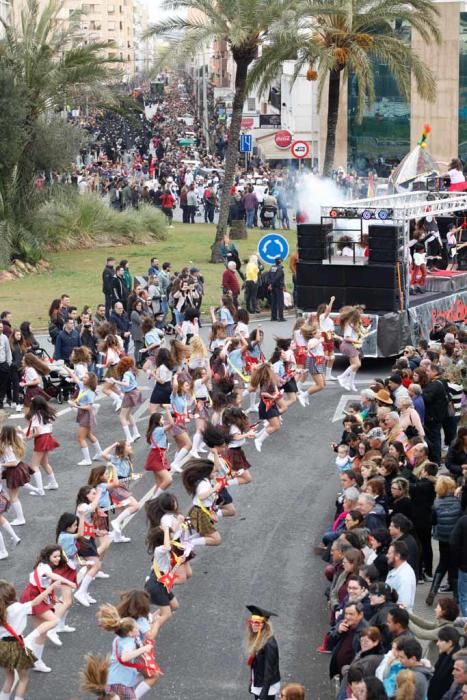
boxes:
[298,324,326,406]
[168,374,193,473]
[75,485,109,600]
[80,654,120,699]
[110,357,143,443]
[0,475,20,560]
[244,327,265,414]
[145,493,194,584]
[182,459,222,546]
[0,425,31,525]
[317,296,338,381]
[69,346,92,380]
[148,348,174,414]
[25,396,59,493]
[99,334,123,412]
[446,222,464,271]
[56,511,99,612]
[144,409,174,496]
[188,335,210,372]
[69,371,102,466]
[100,442,140,541]
[21,353,50,408]
[337,306,363,392]
[190,367,211,458]
[245,605,281,699]
[270,340,299,410]
[222,407,255,485]
[96,605,154,699]
[144,525,181,631]
[250,364,281,453]
[20,545,77,672]
[0,578,59,699]
[141,317,164,374]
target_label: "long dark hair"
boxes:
[146,413,163,444]
[34,544,66,568]
[222,406,249,432]
[182,459,214,496]
[56,512,78,541]
[145,492,178,528]
[146,525,165,553]
[202,422,229,448]
[156,348,174,370]
[25,395,56,423]
[76,485,94,508]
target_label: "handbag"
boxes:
[404,413,419,439]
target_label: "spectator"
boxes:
[160,186,176,227]
[357,493,386,533]
[389,514,419,577]
[110,302,131,354]
[422,364,449,463]
[386,607,412,645]
[243,185,258,229]
[280,683,305,699]
[102,256,116,319]
[112,265,129,308]
[445,427,467,478]
[390,478,413,520]
[119,259,133,295]
[338,626,385,698]
[428,627,461,700]
[409,462,437,581]
[441,649,467,700]
[222,261,241,306]
[148,257,160,278]
[408,598,459,664]
[385,541,416,611]
[245,255,260,314]
[426,476,462,606]
[450,513,467,616]
[1,311,12,338]
[0,325,12,410]
[93,303,107,329]
[408,383,425,424]
[329,602,368,679]
[54,317,81,365]
[397,637,434,698]
[130,299,145,367]
[186,185,197,223]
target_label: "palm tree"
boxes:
[145,0,291,261]
[0,0,118,260]
[248,0,440,177]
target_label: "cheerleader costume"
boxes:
[258,382,280,421]
[20,563,55,615]
[149,363,172,405]
[282,349,298,393]
[187,479,217,536]
[0,480,9,516]
[75,383,97,429]
[305,337,326,374]
[0,602,36,671]
[243,342,265,376]
[28,415,60,453]
[108,455,134,505]
[144,426,169,473]
[104,347,120,380]
[76,503,99,558]
[144,328,164,366]
[0,445,31,490]
[121,370,143,408]
[319,313,335,353]
[106,635,141,700]
[167,393,191,438]
[23,366,49,408]
[144,544,175,607]
[226,425,251,472]
[193,378,210,419]
[219,306,235,336]
[292,330,307,367]
[55,532,79,584]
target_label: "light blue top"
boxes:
[151,426,167,449]
[107,636,139,687]
[136,616,151,640]
[97,482,111,508]
[272,360,285,379]
[76,382,96,406]
[249,343,262,359]
[220,307,234,325]
[58,532,78,559]
[170,393,186,414]
[122,370,138,393]
[145,329,163,347]
[110,455,131,479]
[228,348,244,372]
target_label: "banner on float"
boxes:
[409,290,467,341]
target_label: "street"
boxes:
[4,320,392,700]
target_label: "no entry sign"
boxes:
[291,140,310,159]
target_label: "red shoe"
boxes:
[316,644,331,654]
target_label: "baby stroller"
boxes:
[32,348,75,404]
[260,204,277,229]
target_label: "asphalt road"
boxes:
[4,319,392,700]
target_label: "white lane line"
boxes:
[332,394,362,422]
[121,483,158,530]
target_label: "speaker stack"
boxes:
[296,223,401,312]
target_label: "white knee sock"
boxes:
[0,693,11,700]
[113,506,132,528]
[81,447,91,462]
[78,573,93,596]
[130,424,140,438]
[135,681,152,698]
[190,537,206,546]
[255,428,268,445]
[0,532,8,558]
[92,440,103,456]
[172,447,189,467]
[227,477,239,487]
[249,392,257,409]
[31,470,44,493]
[45,471,58,488]
[10,500,25,523]
[56,611,68,631]
[2,521,19,543]
[191,432,203,454]
[122,425,132,441]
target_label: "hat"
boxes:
[388,374,402,385]
[374,389,393,405]
[246,605,277,620]
[368,427,386,440]
[190,267,199,273]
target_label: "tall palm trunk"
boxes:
[210,56,250,262]
[322,69,341,178]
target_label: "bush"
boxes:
[33,190,167,250]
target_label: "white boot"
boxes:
[122,424,133,442]
[9,500,26,526]
[92,440,103,460]
[130,425,141,441]
[2,521,20,545]
[0,532,8,560]
[254,428,269,453]
[171,448,189,472]
[24,636,51,673]
[29,470,45,496]
[190,432,203,458]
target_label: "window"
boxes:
[247,97,256,111]
[119,5,122,12]
[107,4,114,12]
[90,20,101,29]
[119,20,122,29]
[108,20,115,29]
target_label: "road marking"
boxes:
[332,394,362,422]
[121,483,158,529]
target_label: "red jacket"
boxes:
[222,269,240,295]
[160,192,175,209]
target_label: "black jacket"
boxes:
[112,276,128,306]
[445,442,467,478]
[250,636,280,699]
[268,265,284,290]
[395,533,419,575]
[450,514,467,572]
[102,265,115,295]
[422,379,449,424]
[410,478,436,530]
[428,649,458,700]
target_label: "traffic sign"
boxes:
[241,117,254,129]
[257,233,290,265]
[291,140,310,159]
[239,134,252,153]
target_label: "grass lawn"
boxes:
[1,223,296,330]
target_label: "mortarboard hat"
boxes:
[246,605,277,620]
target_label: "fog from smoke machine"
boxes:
[296,174,344,224]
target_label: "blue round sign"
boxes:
[257,233,290,265]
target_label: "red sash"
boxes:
[113,637,162,678]
[33,568,57,604]
[2,621,26,647]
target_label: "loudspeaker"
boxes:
[345,287,399,311]
[297,285,346,310]
[298,246,327,262]
[345,265,397,289]
[296,262,346,287]
[297,223,333,239]
[298,223,332,263]
[368,248,400,263]
[368,224,402,264]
